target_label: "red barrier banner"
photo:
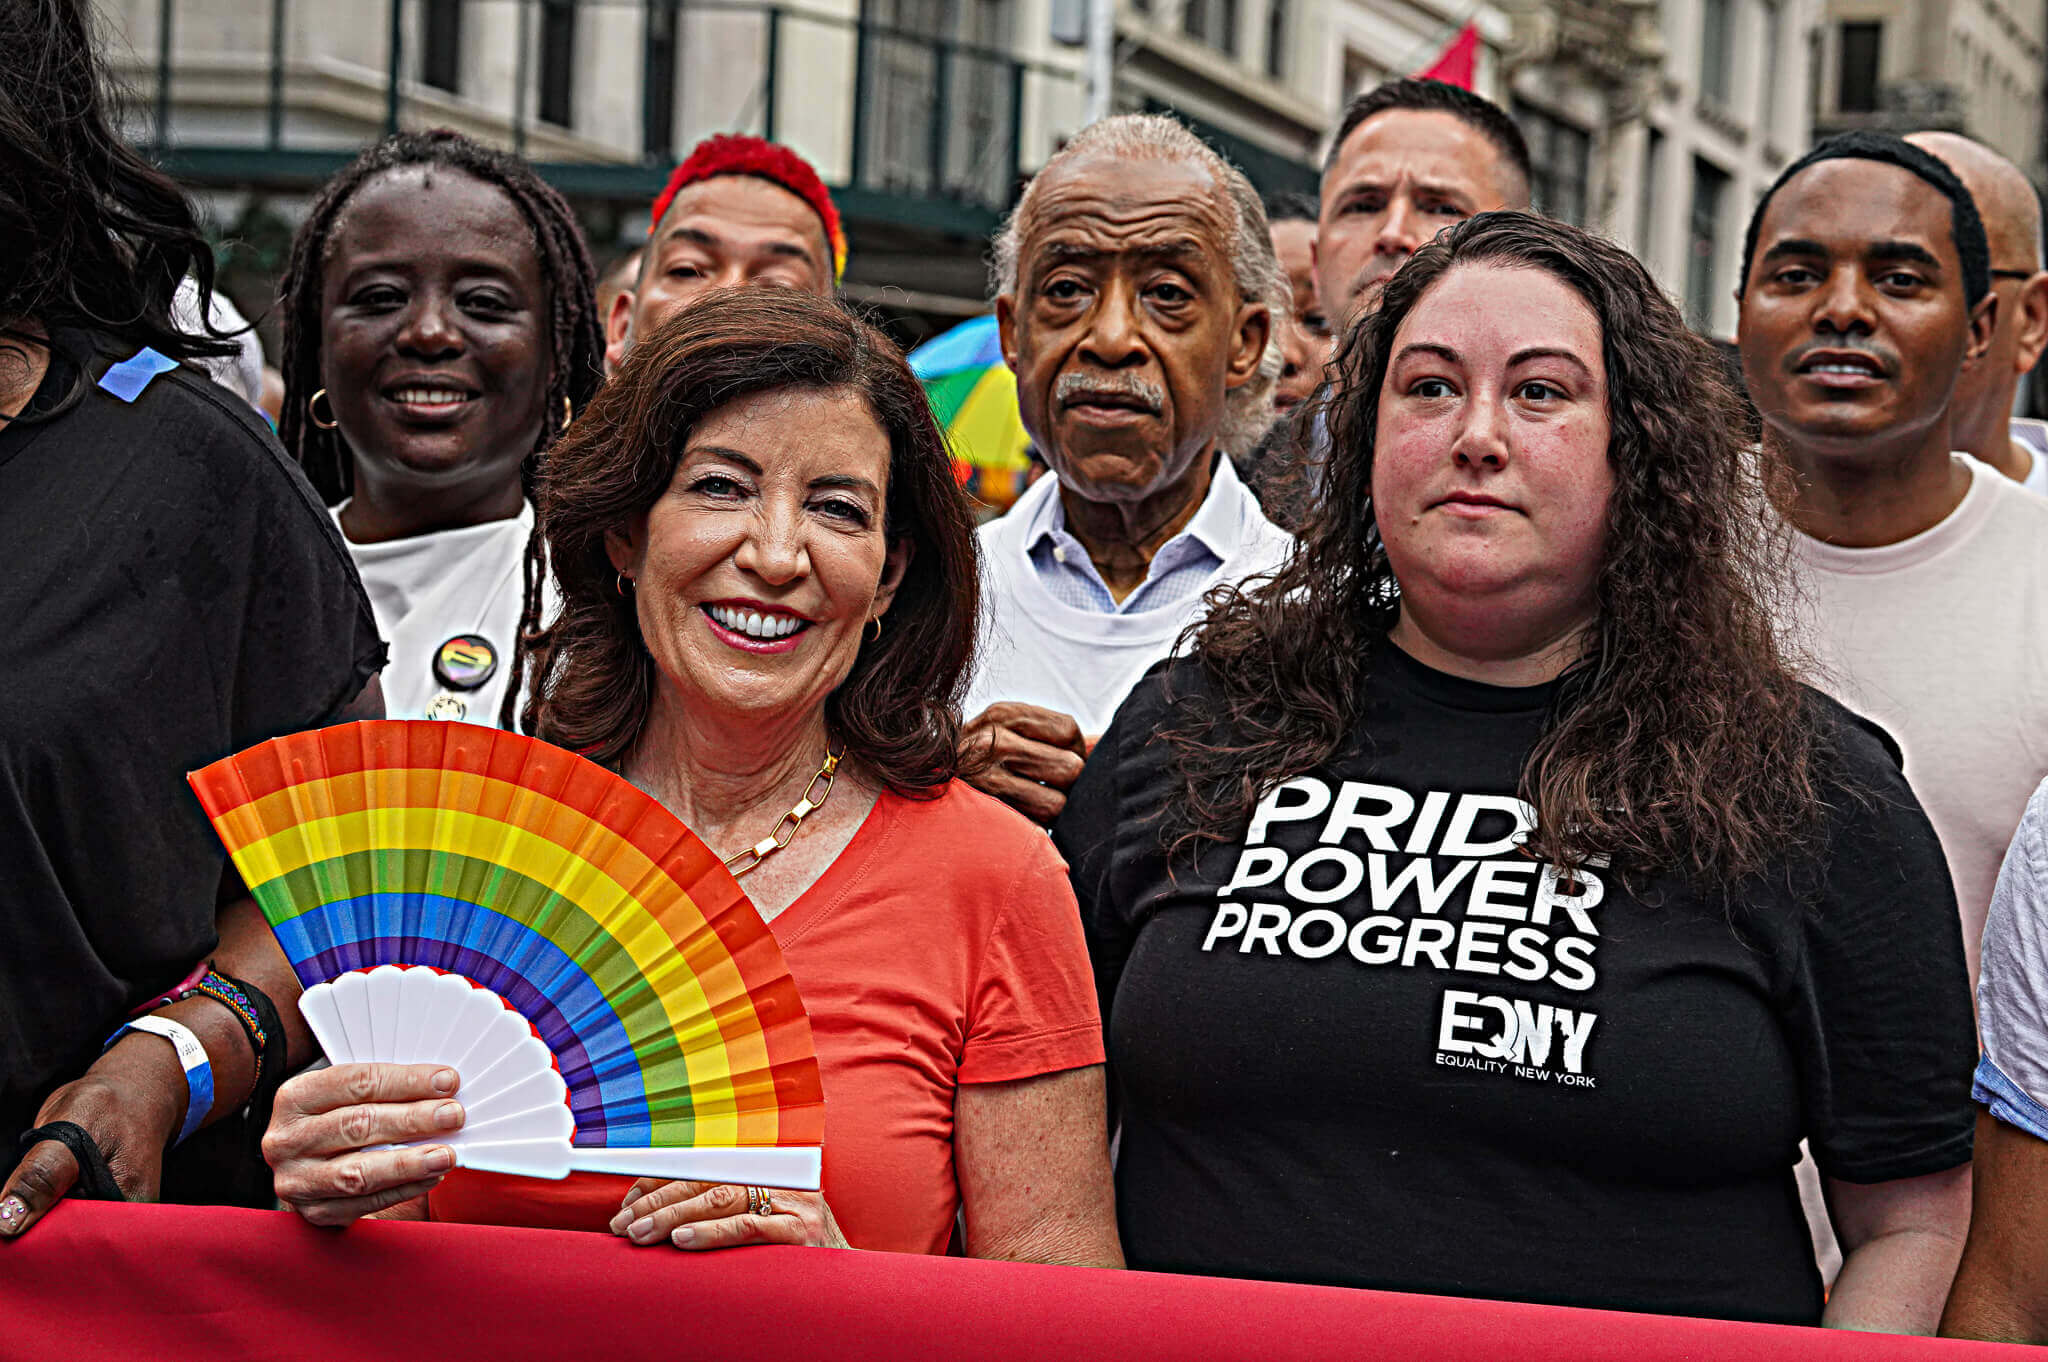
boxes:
[0,1201,2031,1360]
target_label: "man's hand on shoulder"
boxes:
[960,702,1090,826]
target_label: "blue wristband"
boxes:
[105,1016,214,1145]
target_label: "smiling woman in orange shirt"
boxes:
[258,288,1122,1269]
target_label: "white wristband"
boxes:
[107,1015,213,1145]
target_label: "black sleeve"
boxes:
[1790,700,1977,1183]
[184,380,386,744]
[1053,680,1143,1029]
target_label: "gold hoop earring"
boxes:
[308,388,339,430]
[616,571,633,598]
[560,395,574,430]
[865,615,882,643]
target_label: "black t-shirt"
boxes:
[1055,645,1975,1325]
[0,331,384,1162]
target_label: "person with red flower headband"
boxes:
[603,134,847,373]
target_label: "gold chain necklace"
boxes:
[722,746,843,879]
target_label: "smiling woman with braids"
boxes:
[1055,212,1976,1328]
[279,131,604,727]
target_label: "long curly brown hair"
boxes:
[1166,211,1822,884]
[524,288,979,795]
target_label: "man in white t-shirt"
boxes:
[1907,132,2048,496]
[1738,131,2048,987]
[963,113,1293,824]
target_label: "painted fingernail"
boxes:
[628,1216,657,1243]
[432,1069,458,1094]
[434,1102,463,1128]
[673,1227,697,1246]
[0,1196,26,1235]
[423,1147,455,1173]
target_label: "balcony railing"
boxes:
[99,0,1083,233]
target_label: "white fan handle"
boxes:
[567,1145,822,1190]
[453,1142,820,1189]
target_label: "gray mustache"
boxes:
[1055,372,1165,412]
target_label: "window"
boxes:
[1699,0,1734,105]
[1513,100,1591,226]
[538,0,577,128]
[1182,0,1239,57]
[1838,21,1881,113]
[1757,0,1781,132]
[857,0,1019,207]
[421,0,461,94]
[1343,48,1384,99]
[1686,157,1730,333]
[642,0,681,160]
[1264,0,1287,79]
[1640,126,1664,252]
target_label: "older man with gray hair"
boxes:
[960,113,1294,824]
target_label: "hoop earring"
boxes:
[865,615,882,643]
[308,388,339,430]
[616,571,633,598]
[560,395,574,430]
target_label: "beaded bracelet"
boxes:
[179,969,268,1089]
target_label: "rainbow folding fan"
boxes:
[189,721,824,1189]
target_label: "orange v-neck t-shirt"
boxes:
[426,780,1106,1254]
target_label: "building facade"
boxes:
[93,0,1092,330]
[98,0,1848,342]
[1811,0,2045,183]
[1103,0,1515,197]
[1618,0,1825,339]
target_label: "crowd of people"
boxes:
[7,0,2048,1343]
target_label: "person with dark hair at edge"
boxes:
[1058,211,1975,1330]
[1265,192,1333,417]
[1235,193,1335,524]
[604,134,843,374]
[277,130,604,730]
[1737,130,2048,989]
[1904,132,2048,496]
[594,246,644,339]
[260,289,1123,1271]
[0,0,386,1236]
[964,114,1294,825]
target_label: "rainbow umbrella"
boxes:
[910,314,1034,512]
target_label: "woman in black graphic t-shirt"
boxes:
[1055,213,1975,1328]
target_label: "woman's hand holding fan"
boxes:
[265,1062,468,1226]
[610,1177,852,1251]
[190,722,827,1210]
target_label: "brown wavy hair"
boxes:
[524,288,979,794]
[1167,212,1822,884]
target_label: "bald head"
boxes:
[1907,132,2041,271]
[1906,131,2048,479]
